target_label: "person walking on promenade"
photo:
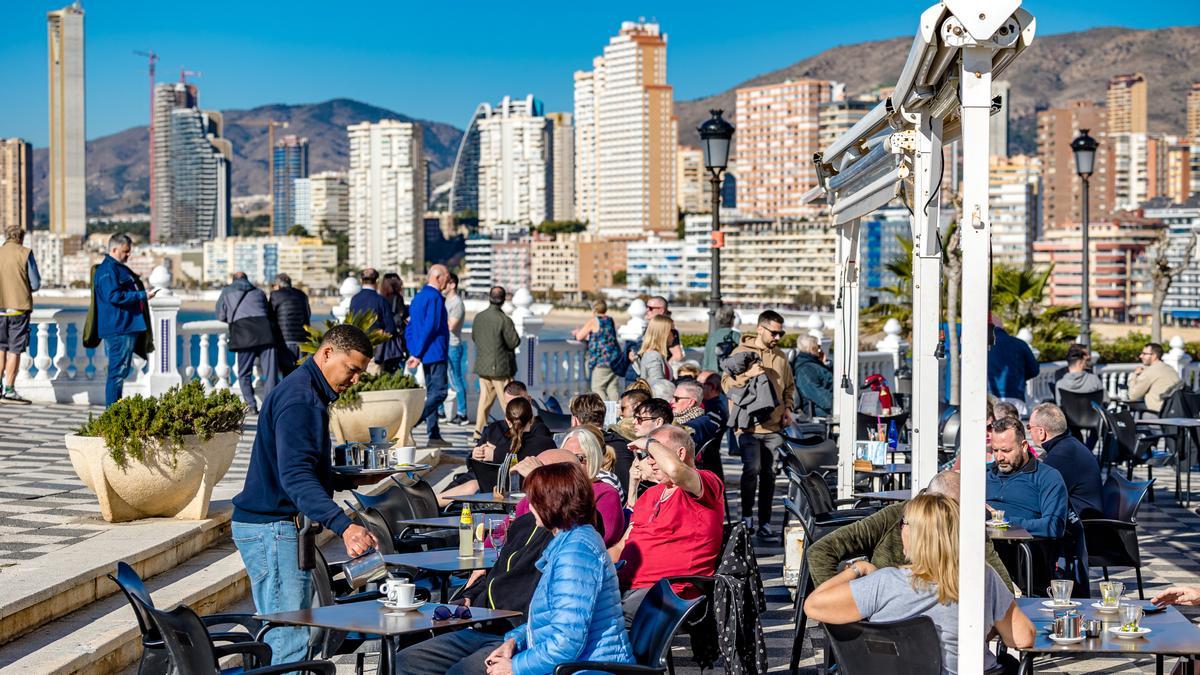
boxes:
[269,273,310,363]
[379,272,410,361]
[217,272,278,414]
[0,226,40,404]
[722,310,795,539]
[472,286,520,440]
[231,324,378,667]
[574,299,623,400]
[86,233,155,407]
[444,272,469,426]
[406,264,452,446]
[350,268,404,373]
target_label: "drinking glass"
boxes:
[1100,581,1125,607]
[992,510,1005,524]
[472,513,486,553]
[487,515,508,550]
[1119,603,1143,630]
[1046,579,1073,605]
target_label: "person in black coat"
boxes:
[1028,402,1104,519]
[269,274,311,362]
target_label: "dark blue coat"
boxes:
[404,284,448,364]
[988,327,1040,401]
[1039,432,1104,519]
[93,254,148,338]
[232,356,353,536]
[986,458,1069,538]
[349,287,403,362]
[792,352,834,417]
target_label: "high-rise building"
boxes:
[735,78,835,219]
[529,232,626,298]
[348,120,425,274]
[304,171,350,236]
[545,112,575,221]
[450,104,488,216]
[1106,73,1148,135]
[47,3,86,236]
[1163,140,1195,205]
[292,178,311,231]
[477,95,552,229]
[818,95,876,153]
[574,21,677,237]
[989,155,1042,268]
[991,80,1011,158]
[718,212,839,306]
[203,236,336,290]
[1036,101,1111,228]
[272,135,309,235]
[1142,197,1200,324]
[626,216,711,298]
[0,139,33,233]
[1188,82,1200,142]
[1107,132,1170,212]
[152,82,232,243]
[676,145,711,213]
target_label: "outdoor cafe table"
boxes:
[255,601,520,673]
[1135,418,1200,507]
[987,525,1035,596]
[821,463,912,492]
[1016,597,1200,674]
[853,489,912,503]
[331,463,433,491]
[394,515,462,530]
[450,492,523,508]
[384,548,498,602]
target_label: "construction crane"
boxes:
[239,119,290,234]
[179,67,202,84]
[134,50,158,240]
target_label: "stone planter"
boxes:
[329,387,427,447]
[64,431,240,523]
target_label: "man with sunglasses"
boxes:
[671,380,720,472]
[722,310,796,539]
[1127,341,1182,413]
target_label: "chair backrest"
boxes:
[107,561,159,641]
[388,477,442,518]
[798,472,837,517]
[537,408,573,434]
[1096,406,1140,466]
[353,506,397,555]
[628,578,703,668]
[1162,389,1200,419]
[785,435,838,474]
[695,434,721,466]
[142,601,222,675]
[824,616,943,675]
[353,485,417,523]
[1059,389,1104,441]
[1100,471,1155,522]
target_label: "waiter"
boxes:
[231,323,378,665]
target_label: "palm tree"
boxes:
[862,235,915,334]
[990,263,1078,350]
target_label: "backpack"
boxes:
[715,330,738,363]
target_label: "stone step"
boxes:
[0,542,248,674]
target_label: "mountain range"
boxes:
[28,24,1200,218]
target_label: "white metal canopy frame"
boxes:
[803,2,1035,671]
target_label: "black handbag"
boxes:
[226,290,274,351]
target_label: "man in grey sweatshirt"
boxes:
[1055,343,1104,404]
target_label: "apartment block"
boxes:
[1036,101,1111,228]
[545,112,575,221]
[348,120,425,274]
[721,214,838,306]
[1106,73,1148,135]
[152,82,232,243]
[676,145,711,213]
[477,96,552,229]
[1143,197,1200,324]
[529,233,627,298]
[1188,82,1200,142]
[0,139,33,232]
[989,155,1042,268]
[273,135,309,235]
[203,236,335,290]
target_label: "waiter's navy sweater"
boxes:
[232,356,353,536]
[1039,432,1104,519]
[985,457,1069,538]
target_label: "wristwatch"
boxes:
[850,562,864,578]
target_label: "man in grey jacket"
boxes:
[216,272,277,414]
[1054,343,1104,404]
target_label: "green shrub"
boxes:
[77,380,245,469]
[333,371,420,410]
[680,332,794,350]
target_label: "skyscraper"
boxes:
[450,104,488,216]
[47,3,85,236]
[991,80,1011,158]
[1106,73,1148,135]
[152,82,232,243]
[735,78,835,218]
[1187,82,1200,142]
[1036,100,1110,228]
[989,154,1041,268]
[0,139,33,233]
[348,120,425,273]
[476,95,552,229]
[574,21,677,237]
[272,135,309,235]
[308,171,350,236]
[545,112,575,221]
[676,145,710,213]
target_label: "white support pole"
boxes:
[957,44,995,675]
[834,218,862,500]
[910,113,944,491]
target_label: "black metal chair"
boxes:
[1082,472,1155,599]
[1059,389,1104,449]
[553,578,702,675]
[1094,404,1169,500]
[1158,389,1200,466]
[108,561,261,675]
[139,597,335,675]
[824,616,943,675]
[782,434,838,475]
[537,407,574,434]
[352,485,453,551]
[694,434,724,482]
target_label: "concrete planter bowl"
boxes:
[329,387,427,447]
[64,431,240,523]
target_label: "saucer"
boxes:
[1109,626,1151,639]
[1048,634,1086,645]
[1040,600,1082,609]
[377,599,425,611]
[1091,602,1120,613]
[985,520,1010,528]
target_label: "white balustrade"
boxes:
[1096,363,1137,399]
[1026,361,1064,403]
[856,350,896,386]
[13,308,108,404]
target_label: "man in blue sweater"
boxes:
[92,234,156,406]
[988,320,1040,403]
[231,324,377,666]
[405,264,451,446]
[985,416,1069,539]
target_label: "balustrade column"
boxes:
[33,322,52,382]
[51,319,69,381]
[197,334,213,391]
[1164,335,1193,377]
[215,333,232,390]
[146,266,184,396]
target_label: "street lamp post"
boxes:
[698,109,735,334]
[1072,129,1098,348]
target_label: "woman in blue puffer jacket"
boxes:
[485,462,634,675]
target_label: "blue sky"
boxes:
[1,1,1196,146]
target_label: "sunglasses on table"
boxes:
[432,604,472,621]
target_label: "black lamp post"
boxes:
[698,109,735,334]
[1071,129,1098,348]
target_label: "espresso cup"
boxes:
[392,446,416,466]
[380,579,416,606]
[368,426,391,445]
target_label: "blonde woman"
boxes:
[635,315,674,388]
[558,425,627,545]
[805,493,1034,675]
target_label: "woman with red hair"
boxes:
[484,463,633,675]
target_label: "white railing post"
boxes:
[618,299,647,346]
[197,334,213,391]
[1164,335,1192,377]
[875,318,907,373]
[33,322,51,382]
[215,333,232,390]
[1016,326,1040,360]
[146,266,183,396]
[333,275,360,322]
[511,288,544,401]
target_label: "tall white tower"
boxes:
[47,2,86,236]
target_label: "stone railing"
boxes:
[178,320,235,391]
[15,307,118,404]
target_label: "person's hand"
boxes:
[512,456,542,477]
[746,363,766,378]
[472,442,494,461]
[486,655,513,675]
[1134,365,1145,376]
[985,504,999,518]
[146,288,159,300]
[782,409,794,427]
[1153,586,1200,607]
[485,639,516,667]
[849,560,877,577]
[406,356,421,370]
[341,524,377,557]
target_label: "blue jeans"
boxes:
[393,627,503,675]
[417,361,449,438]
[104,333,138,407]
[236,345,278,413]
[447,344,469,416]
[231,520,313,665]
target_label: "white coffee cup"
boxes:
[391,446,416,466]
[380,579,416,606]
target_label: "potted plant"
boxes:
[65,381,246,523]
